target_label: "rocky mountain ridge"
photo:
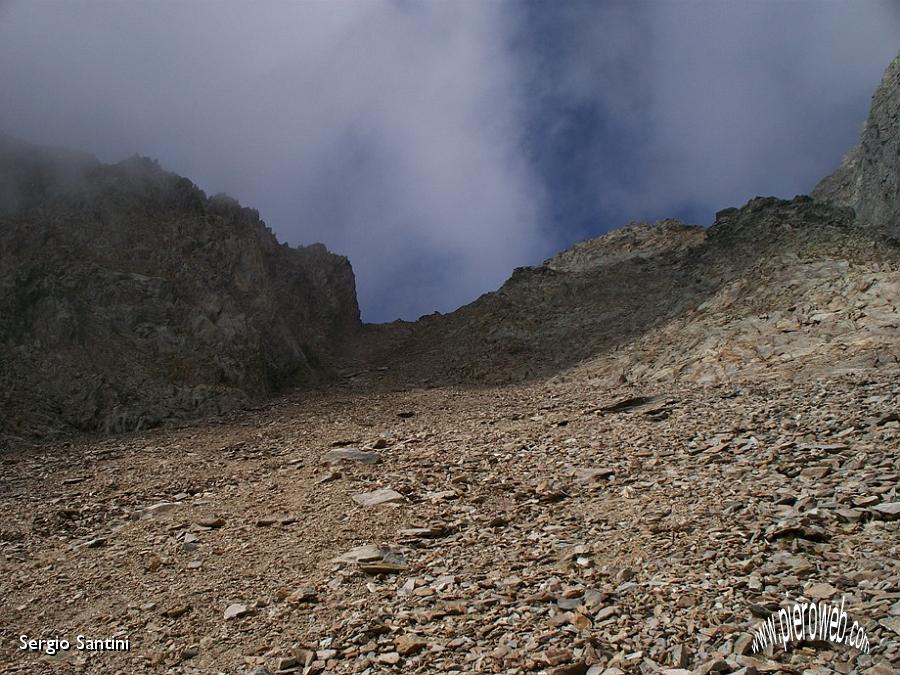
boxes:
[813,51,900,237]
[0,137,359,442]
[0,48,898,675]
[344,196,898,390]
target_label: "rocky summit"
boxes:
[0,55,898,675]
[0,136,359,442]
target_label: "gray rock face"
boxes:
[813,51,900,237]
[0,137,360,441]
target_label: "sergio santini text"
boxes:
[19,634,130,655]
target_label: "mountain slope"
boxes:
[344,197,899,389]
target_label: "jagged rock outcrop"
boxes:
[0,136,360,440]
[813,51,900,237]
[580,199,900,387]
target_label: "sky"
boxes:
[0,1,897,322]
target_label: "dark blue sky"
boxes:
[0,2,898,321]
[516,1,658,243]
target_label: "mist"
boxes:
[0,1,897,321]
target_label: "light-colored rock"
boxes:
[806,582,838,599]
[871,502,900,520]
[321,448,382,465]
[352,488,404,507]
[223,603,249,620]
[141,502,180,518]
[377,652,401,665]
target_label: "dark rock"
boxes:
[0,137,360,442]
[813,51,900,237]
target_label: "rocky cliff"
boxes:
[813,51,900,237]
[0,136,360,441]
[3,50,900,675]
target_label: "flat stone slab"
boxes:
[398,525,449,539]
[805,582,838,599]
[352,488,404,507]
[140,502,180,518]
[360,560,408,575]
[335,544,385,564]
[334,544,408,574]
[223,603,249,620]
[871,502,900,519]
[572,467,615,482]
[321,448,382,465]
[598,395,659,413]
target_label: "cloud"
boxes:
[0,1,897,320]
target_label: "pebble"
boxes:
[871,502,900,519]
[395,635,428,655]
[197,517,225,528]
